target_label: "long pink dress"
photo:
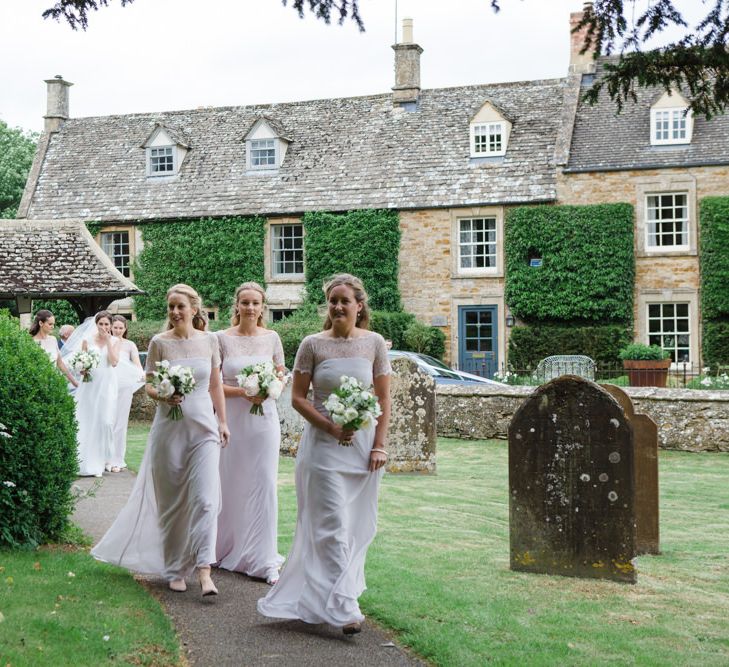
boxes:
[215,330,285,581]
[92,333,222,580]
[257,332,391,628]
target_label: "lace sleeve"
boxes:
[272,332,285,367]
[214,332,224,367]
[293,336,314,376]
[372,333,392,377]
[144,337,160,376]
[210,333,221,368]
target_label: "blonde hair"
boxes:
[230,281,267,328]
[322,273,370,331]
[166,284,208,332]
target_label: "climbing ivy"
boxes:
[133,217,266,320]
[700,197,729,365]
[303,210,401,311]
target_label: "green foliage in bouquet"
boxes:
[0,313,78,547]
[133,216,266,319]
[303,209,401,311]
[505,204,634,323]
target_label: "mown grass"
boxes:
[0,546,180,666]
[123,426,729,665]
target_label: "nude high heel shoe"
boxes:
[197,567,218,597]
[168,578,187,592]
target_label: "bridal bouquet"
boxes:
[151,360,196,421]
[69,349,101,383]
[324,375,382,447]
[236,361,287,416]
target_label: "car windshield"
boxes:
[413,353,452,371]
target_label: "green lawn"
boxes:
[13,426,729,666]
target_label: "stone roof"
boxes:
[0,219,142,298]
[22,80,564,222]
[566,58,729,172]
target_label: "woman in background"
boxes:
[109,314,144,473]
[30,309,78,388]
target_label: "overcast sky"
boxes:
[0,0,703,133]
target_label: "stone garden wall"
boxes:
[437,384,729,453]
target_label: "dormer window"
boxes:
[244,115,292,172]
[250,139,277,168]
[469,102,511,159]
[149,146,175,175]
[650,91,693,146]
[141,123,189,178]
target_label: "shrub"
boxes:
[700,197,729,320]
[303,210,402,311]
[269,305,324,369]
[0,313,77,547]
[505,203,634,323]
[507,323,632,369]
[32,300,80,326]
[403,321,446,360]
[369,310,416,350]
[618,343,670,361]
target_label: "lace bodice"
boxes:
[36,336,59,363]
[216,330,284,365]
[293,332,391,378]
[116,338,139,363]
[145,333,220,374]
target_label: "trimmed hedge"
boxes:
[0,313,78,547]
[32,300,80,326]
[700,197,729,320]
[303,210,402,311]
[507,323,632,369]
[505,204,634,323]
[369,311,415,350]
[702,321,729,367]
[133,217,266,320]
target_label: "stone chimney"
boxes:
[569,1,597,74]
[44,75,73,133]
[392,18,423,105]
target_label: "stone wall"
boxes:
[437,383,729,452]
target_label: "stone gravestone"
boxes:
[509,376,637,583]
[387,357,436,473]
[601,383,660,555]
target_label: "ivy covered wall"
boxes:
[303,209,401,311]
[133,216,266,320]
[504,203,635,367]
[700,197,729,366]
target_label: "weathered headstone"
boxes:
[509,375,637,583]
[601,383,660,555]
[387,357,436,473]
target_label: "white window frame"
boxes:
[470,122,506,157]
[646,301,691,364]
[100,229,132,278]
[248,138,278,170]
[457,217,498,274]
[650,108,693,145]
[271,223,304,277]
[645,192,690,251]
[146,145,177,176]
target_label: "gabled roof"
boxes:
[243,114,293,142]
[140,121,191,149]
[566,58,729,173]
[0,219,142,299]
[21,79,564,222]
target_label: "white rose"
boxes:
[267,378,284,400]
[158,360,170,369]
[331,413,347,425]
[157,378,175,399]
[343,407,359,423]
[243,373,261,397]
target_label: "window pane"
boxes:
[271,224,304,275]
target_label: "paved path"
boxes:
[73,472,424,667]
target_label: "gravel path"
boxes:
[73,472,425,667]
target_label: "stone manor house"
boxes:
[16,6,729,372]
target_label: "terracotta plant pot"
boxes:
[623,359,672,387]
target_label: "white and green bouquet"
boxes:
[69,349,101,383]
[151,360,196,421]
[236,361,286,416]
[324,375,382,447]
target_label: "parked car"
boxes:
[387,350,499,386]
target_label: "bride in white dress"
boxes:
[68,311,121,477]
[257,274,391,635]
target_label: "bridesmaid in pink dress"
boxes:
[29,309,78,387]
[215,282,286,584]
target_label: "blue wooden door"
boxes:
[458,306,498,378]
